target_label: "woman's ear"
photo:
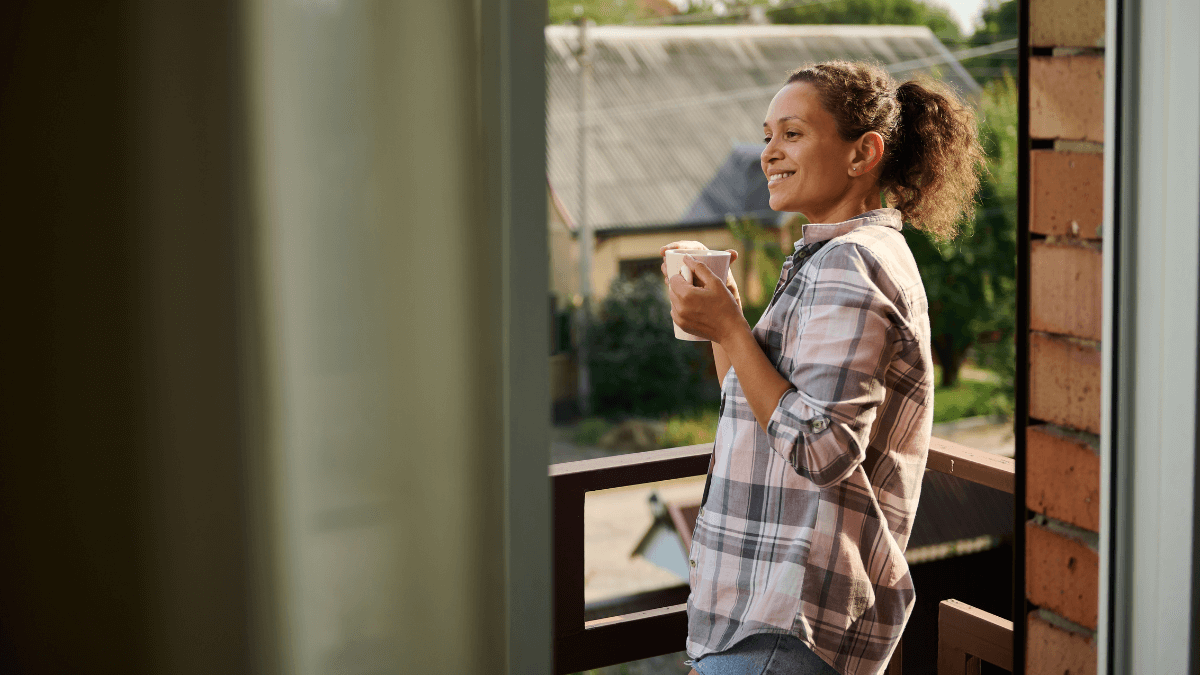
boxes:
[851,132,885,176]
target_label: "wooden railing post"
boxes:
[552,472,586,654]
[937,599,1013,674]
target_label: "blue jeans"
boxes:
[691,633,840,675]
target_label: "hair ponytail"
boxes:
[786,62,984,241]
[885,79,982,240]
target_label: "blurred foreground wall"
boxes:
[0,1,548,673]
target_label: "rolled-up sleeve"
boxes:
[765,243,901,487]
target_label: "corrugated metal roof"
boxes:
[547,24,980,231]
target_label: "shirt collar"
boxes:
[793,208,903,251]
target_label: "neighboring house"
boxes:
[546,23,981,308]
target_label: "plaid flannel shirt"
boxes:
[685,209,934,675]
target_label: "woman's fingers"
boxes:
[659,240,708,256]
[683,255,722,288]
[667,270,692,298]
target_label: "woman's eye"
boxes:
[763,136,771,144]
[785,131,799,138]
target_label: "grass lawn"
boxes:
[572,366,1012,448]
[931,365,1012,424]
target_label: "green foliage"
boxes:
[662,408,721,447]
[573,417,613,445]
[549,0,967,43]
[933,369,1012,423]
[904,76,1017,389]
[547,0,654,24]
[973,0,1018,42]
[587,275,720,417]
[726,215,790,328]
[961,0,1019,82]
[571,408,719,449]
[768,0,962,42]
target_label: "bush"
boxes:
[662,408,720,447]
[587,275,719,418]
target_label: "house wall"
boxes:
[549,190,580,303]
[1024,0,1106,670]
[549,220,759,305]
[594,228,746,299]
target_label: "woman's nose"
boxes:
[761,138,782,164]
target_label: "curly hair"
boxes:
[786,61,984,241]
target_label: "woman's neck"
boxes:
[804,189,883,225]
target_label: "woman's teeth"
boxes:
[768,172,794,185]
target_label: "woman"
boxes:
[661,61,983,675]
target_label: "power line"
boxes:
[885,38,1017,73]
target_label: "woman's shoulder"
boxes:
[813,226,925,305]
[817,224,914,273]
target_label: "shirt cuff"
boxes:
[767,388,855,486]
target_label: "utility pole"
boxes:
[574,17,593,417]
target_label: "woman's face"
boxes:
[761,82,859,219]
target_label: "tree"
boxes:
[961,0,1019,83]
[769,0,962,42]
[549,0,964,42]
[904,76,1017,388]
[547,0,661,24]
[587,275,719,417]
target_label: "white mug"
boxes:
[664,249,732,341]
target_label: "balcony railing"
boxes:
[550,436,1016,674]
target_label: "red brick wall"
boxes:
[1025,0,1105,668]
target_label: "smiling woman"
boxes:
[662,61,984,675]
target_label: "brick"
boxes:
[1027,425,1101,532]
[1026,521,1099,629]
[1031,57,1105,142]
[1030,150,1104,238]
[1031,0,1105,48]
[1030,240,1103,341]
[1027,611,1097,675]
[1030,332,1101,434]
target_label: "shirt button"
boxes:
[689,559,696,568]
[698,508,704,518]
[813,419,827,432]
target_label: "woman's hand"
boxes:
[659,241,743,309]
[667,255,749,345]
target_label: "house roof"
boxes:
[547,24,980,232]
[676,143,776,228]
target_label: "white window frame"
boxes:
[1100,0,1200,671]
